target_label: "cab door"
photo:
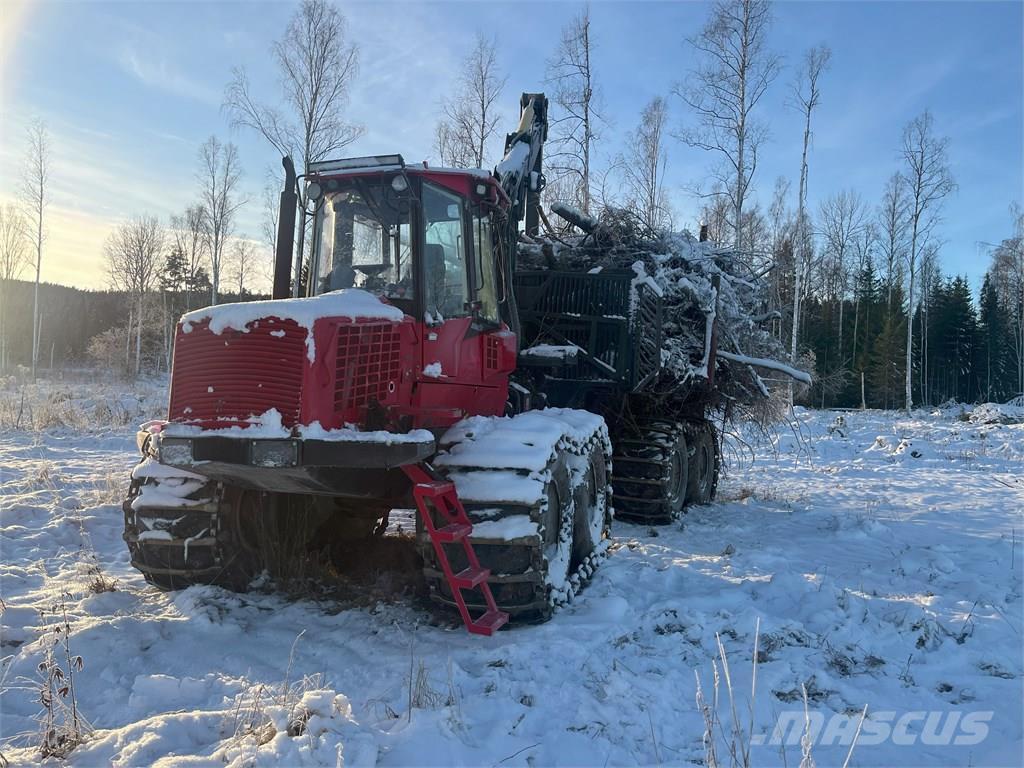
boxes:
[418,183,513,418]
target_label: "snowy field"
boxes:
[1,377,1022,767]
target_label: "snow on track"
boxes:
[1,388,1021,767]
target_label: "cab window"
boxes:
[314,179,414,304]
[473,212,500,323]
[422,183,469,321]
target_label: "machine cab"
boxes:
[306,155,507,326]
[305,155,518,425]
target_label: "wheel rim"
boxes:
[698,441,711,496]
[583,458,601,519]
[234,491,266,554]
[544,481,562,562]
[667,442,685,504]
[544,467,574,591]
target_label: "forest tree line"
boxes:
[1,0,1021,409]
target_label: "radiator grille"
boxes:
[334,323,402,414]
[168,319,306,426]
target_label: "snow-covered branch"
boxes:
[717,350,812,385]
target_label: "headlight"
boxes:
[159,438,194,465]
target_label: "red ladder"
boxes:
[402,464,509,636]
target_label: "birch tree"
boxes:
[435,35,507,168]
[819,189,867,363]
[169,204,209,311]
[900,110,956,412]
[545,6,602,216]
[197,136,244,305]
[229,239,257,297]
[105,215,164,376]
[788,44,830,370]
[765,177,792,340]
[989,204,1024,394]
[676,0,782,249]
[224,0,361,293]
[21,119,49,378]
[621,96,671,230]
[0,204,28,368]
[878,172,908,314]
[700,187,732,244]
[851,221,878,363]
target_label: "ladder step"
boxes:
[452,565,490,588]
[468,609,510,636]
[415,481,456,497]
[434,523,472,542]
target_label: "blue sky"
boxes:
[0,0,1021,292]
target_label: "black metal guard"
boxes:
[513,269,662,391]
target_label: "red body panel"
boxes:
[168,318,307,427]
[167,313,516,434]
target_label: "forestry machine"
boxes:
[123,93,720,635]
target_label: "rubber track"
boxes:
[683,418,721,504]
[420,418,613,623]
[122,475,244,590]
[610,419,687,525]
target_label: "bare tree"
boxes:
[700,185,732,244]
[434,34,507,168]
[917,240,941,403]
[105,215,164,376]
[878,172,908,314]
[676,0,782,250]
[819,189,867,362]
[764,177,792,338]
[0,204,29,368]
[229,238,257,297]
[197,136,244,305]
[788,44,830,372]
[991,204,1024,394]
[169,204,209,311]
[900,110,956,412]
[621,96,671,230]
[546,6,602,216]
[224,0,361,293]
[21,119,49,378]
[851,221,878,364]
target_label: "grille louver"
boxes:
[169,319,306,426]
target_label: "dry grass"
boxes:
[0,375,164,434]
[83,469,126,509]
[696,621,870,768]
[695,622,761,768]
[218,633,330,765]
[35,593,92,759]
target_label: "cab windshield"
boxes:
[313,178,413,302]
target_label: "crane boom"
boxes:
[495,93,548,237]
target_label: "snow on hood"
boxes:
[180,289,405,363]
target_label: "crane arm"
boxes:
[494,93,548,238]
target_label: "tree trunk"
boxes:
[31,231,41,379]
[135,292,143,377]
[838,296,844,366]
[126,305,133,369]
[905,266,915,414]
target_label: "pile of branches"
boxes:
[521,205,811,429]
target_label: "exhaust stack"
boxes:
[273,156,297,300]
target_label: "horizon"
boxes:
[0,0,1021,297]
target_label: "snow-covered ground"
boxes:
[1,379,1022,767]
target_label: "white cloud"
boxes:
[116,44,220,105]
